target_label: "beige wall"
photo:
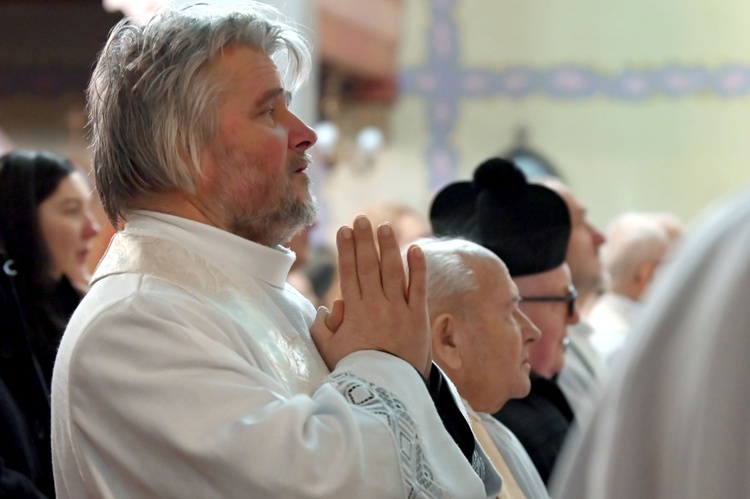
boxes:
[5,2,750,247]
[323,0,750,240]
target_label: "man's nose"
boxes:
[288,111,317,151]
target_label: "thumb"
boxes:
[327,299,345,332]
[310,306,335,370]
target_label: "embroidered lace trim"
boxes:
[330,372,444,499]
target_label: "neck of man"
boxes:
[131,190,222,230]
[130,190,300,248]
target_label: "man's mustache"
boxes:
[290,153,312,173]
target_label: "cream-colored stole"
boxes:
[469,414,527,499]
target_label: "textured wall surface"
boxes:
[322,0,750,239]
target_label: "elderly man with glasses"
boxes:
[431,158,579,488]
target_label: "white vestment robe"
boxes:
[51,212,500,498]
[588,292,641,365]
[556,320,603,418]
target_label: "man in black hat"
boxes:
[431,157,579,485]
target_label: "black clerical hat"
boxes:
[429,157,571,277]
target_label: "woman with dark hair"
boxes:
[0,150,100,497]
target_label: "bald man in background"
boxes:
[588,212,673,365]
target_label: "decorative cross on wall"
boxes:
[399,0,750,190]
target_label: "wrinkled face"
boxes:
[38,172,101,282]
[515,264,579,379]
[457,256,541,413]
[198,45,318,247]
[555,185,605,293]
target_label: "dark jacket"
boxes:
[0,254,55,498]
[492,372,574,485]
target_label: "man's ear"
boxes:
[430,312,463,372]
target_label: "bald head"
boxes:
[602,212,670,300]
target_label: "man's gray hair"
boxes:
[408,237,499,305]
[88,3,311,226]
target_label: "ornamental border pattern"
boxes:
[330,372,444,499]
[398,0,750,190]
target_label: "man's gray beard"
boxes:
[273,189,318,245]
[230,182,318,247]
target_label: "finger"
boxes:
[327,299,345,332]
[336,225,361,300]
[352,216,382,298]
[310,307,335,370]
[377,223,407,303]
[405,244,427,309]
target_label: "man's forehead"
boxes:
[516,265,569,292]
[476,258,517,301]
[213,45,282,80]
[471,254,507,278]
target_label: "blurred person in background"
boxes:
[534,177,606,417]
[533,178,605,318]
[364,202,431,248]
[0,149,100,497]
[416,236,550,499]
[651,211,685,244]
[588,212,672,365]
[0,150,100,386]
[552,186,750,499]
[431,158,578,485]
[316,202,431,310]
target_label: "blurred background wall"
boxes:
[0,2,119,164]
[2,0,750,253]
[324,0,750,240]
[437,2,750,226]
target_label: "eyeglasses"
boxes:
[520,285,578,318]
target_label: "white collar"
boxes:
[110,210,296,289]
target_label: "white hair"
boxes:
[88,2,311,226]
[407,237,500,306]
